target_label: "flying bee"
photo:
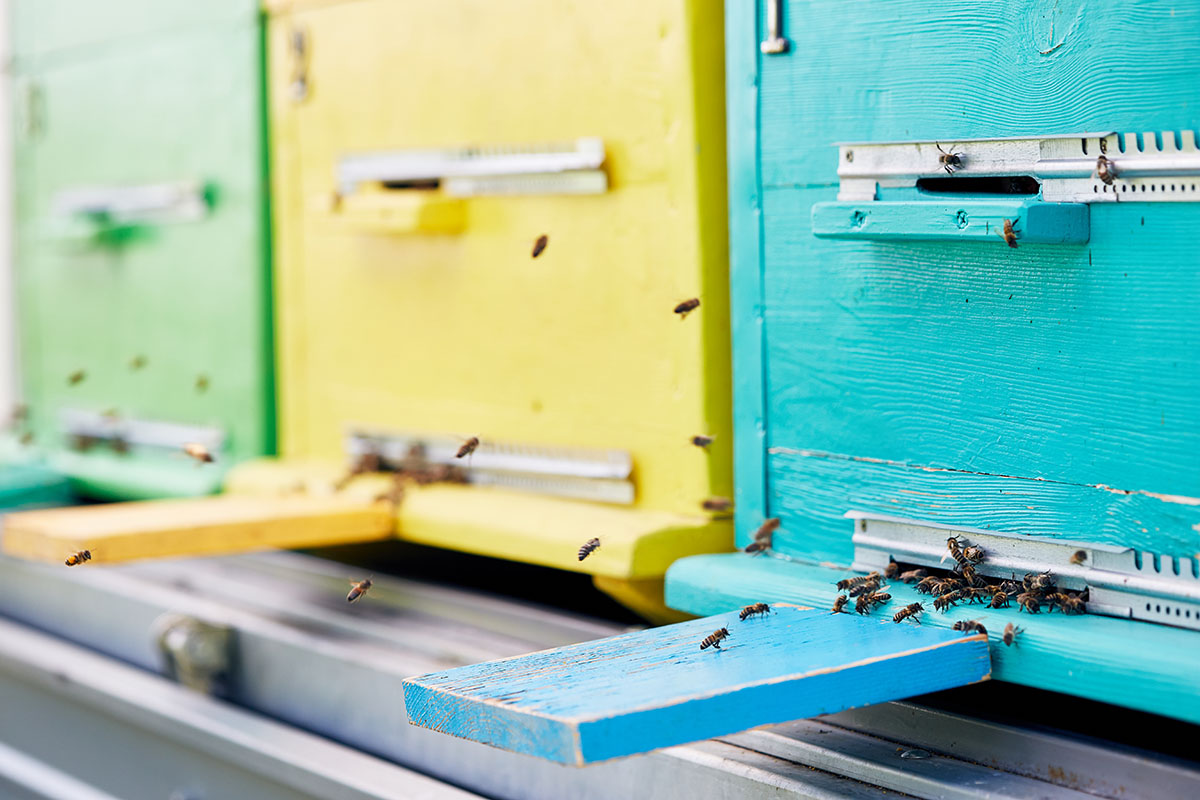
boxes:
[182,442,215,463]
[933,591,963,612]
[691,434,715,448]
[700,627,730,650]
[884,560,900,580]
[129,355,147,371]
[893,602,924,624]
[935,142,964,174]
[744,541,767,555]
[674,298,701,318]
[848,577,883,597]
[952,619,987,636]
[18,431,33,446]
[701,496,734,512]
[753,517,781,546]
[531,234,549,258]
[64,549,92,567]
[831,595,850,614]
[455,436,480,459]
[836,571,880,592]
[1069,550,1087,566]
[899,568,927,583]
[195,374,210,393]
[988,589,1011,609]
[347,577,373,603]
[1095,155,1118,186]
[739,602,772,621]
[1002,622,1023,647]
[997,218,1020,248]
[67,370,86,386]
[578,538,601,561]
[1017,592,1041,614]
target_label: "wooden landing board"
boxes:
[1,494,394,564]
[402,603,990,765]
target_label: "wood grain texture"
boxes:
[402,603,989,765]
[1,494,393,564]
[665,553,1200,725]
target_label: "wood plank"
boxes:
[664,553,1200,725]
[1,494,394,564]
[403,603,990,765]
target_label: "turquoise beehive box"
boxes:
[667,0,1200,723]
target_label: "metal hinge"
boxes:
[849,511,1200,631]
[153,614,235,695]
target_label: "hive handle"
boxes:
[760,0,790,54]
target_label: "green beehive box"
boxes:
[9,0,273,501]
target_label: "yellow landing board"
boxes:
[1,494,394,565]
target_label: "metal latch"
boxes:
[849,512,1200,631]
[154,614,235,695]
[52,181,211,227]
[60,408,225,458]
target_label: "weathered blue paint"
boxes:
[812,200,1089,244]
[666,553,1200,725]
[403,604,990,765]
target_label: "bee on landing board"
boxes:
[700,627,730,650]
[997,218,1020,248]
[893,602,924,624]
[183,442,215,463]
[673,298,701,318]
[701,496,733,512]
[1002,622,1023,646]
[347,577,373,603]
[739,602,771,621]
[455,437,480,459]
[952,620,987,636]
[988,589,1011,609]
[935,142,964,174]
[65,549,92,567]
[690,434,715,449]
[831,595,849,614]
[531,234,549,258]
[1017,592,1041,614]
[898,568,927,584]
[836,571,880,592]
[848,577,883,597]
[578,538,600,561]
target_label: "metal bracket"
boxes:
[345,429,634,504]
[52,181,210,226]
[60,409,225,456]
[848,511,1200,631]
[153,614,235,695]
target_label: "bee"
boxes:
[744,541,768,555]
[347,577,373,603]
[952,620,987,636]
[935,142,964,174]
[129,355,147,371]
[333,452,382,491]
[898,568,927,583]
[988,589,1011,609]
[70,434,98,452]
[690,434,715,448]
[10,404,28,424]
[915,575,940,595]
[884,560,900,580]
[111,435,130,455]
[700,627,730,650]
[64,549,92,567]
[673,298,701,318]
[183,442,215,463]
[831,595,850,614]
[933,591,963,612]
[1002,622,1023,647]
[1048,592,1086,615]
[962,545,985,564]
[67,370,86,386]
[963,586,994,604]
[1017,592,1041,614]
[1000,576,1023,596]
[893,602,924,624]
[531,234,549,258]
[848,577,883,597]
[944,535,964,564]
[836,571,880,592]
[739,602,772,621]
[578,538,601,561]
[854,592,876,614]
[753,517,781,547]
[931,575,962,596]
[195,374,210,393]
[1027,571,1055,592]
[959,564,987,587]
[455,436,480,459]
[701,496,734,512]
[866,590,892,607]
[997,218,1020,249]
[18,431,33,446]
[374,475,406,507]
[1069,550,1087,566]
[1095,155,1118,186]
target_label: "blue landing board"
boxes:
[402,604,990,765]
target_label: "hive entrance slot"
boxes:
[917,176,1040,195]
[380,179,441,191]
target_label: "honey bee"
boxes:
[836,571,880,592]
[455,436,480,459]
[195,374,210,393]
[743,541,768,555]
[1017,592,1041,614]
[1002,622,1023,647]
[701,496,734,512]
[997,218,1020,249]
[739,602,772,621]
[129,355,147,371]
[935,142,964,174]
[183,442,215,463]
[67,370,86,386]
[854,592,874,614]
[18,431,33,446]
[952,620,987,636]
[333,452,382,491]
[753,517,781,549]
[884,560,900,580]
[1049,592,1086,614]
[933,591,963,612]
[915,575,940,595]
[898,568,927,583]
[866,590,891,607]
[673,298,701,318]
[1069,550,1087,565]
[988,589,1011,609]
[932,575,962,596]
[893,602,924,624]
[962,545,985,564]
[848,577,883,597]
[963,586,994,604]
[1095,155,1118,186]
[831,595,850,614]
[111,436,130,455]
[700,627,730,650]
[347,577,373,603]
[578,538,601,561]
[1000,576,1023,596]
[531,234,549,258]
[64,549,92,567]
[10,404,28,424]
[690,434,715,448]
[960,564,987,587]
[1028,571,1055,592]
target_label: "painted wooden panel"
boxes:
[13,24,274,499]
[665,553,1200,725]
[403,603,990,764]
[0,463,73,510]
[268,0,730,516]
